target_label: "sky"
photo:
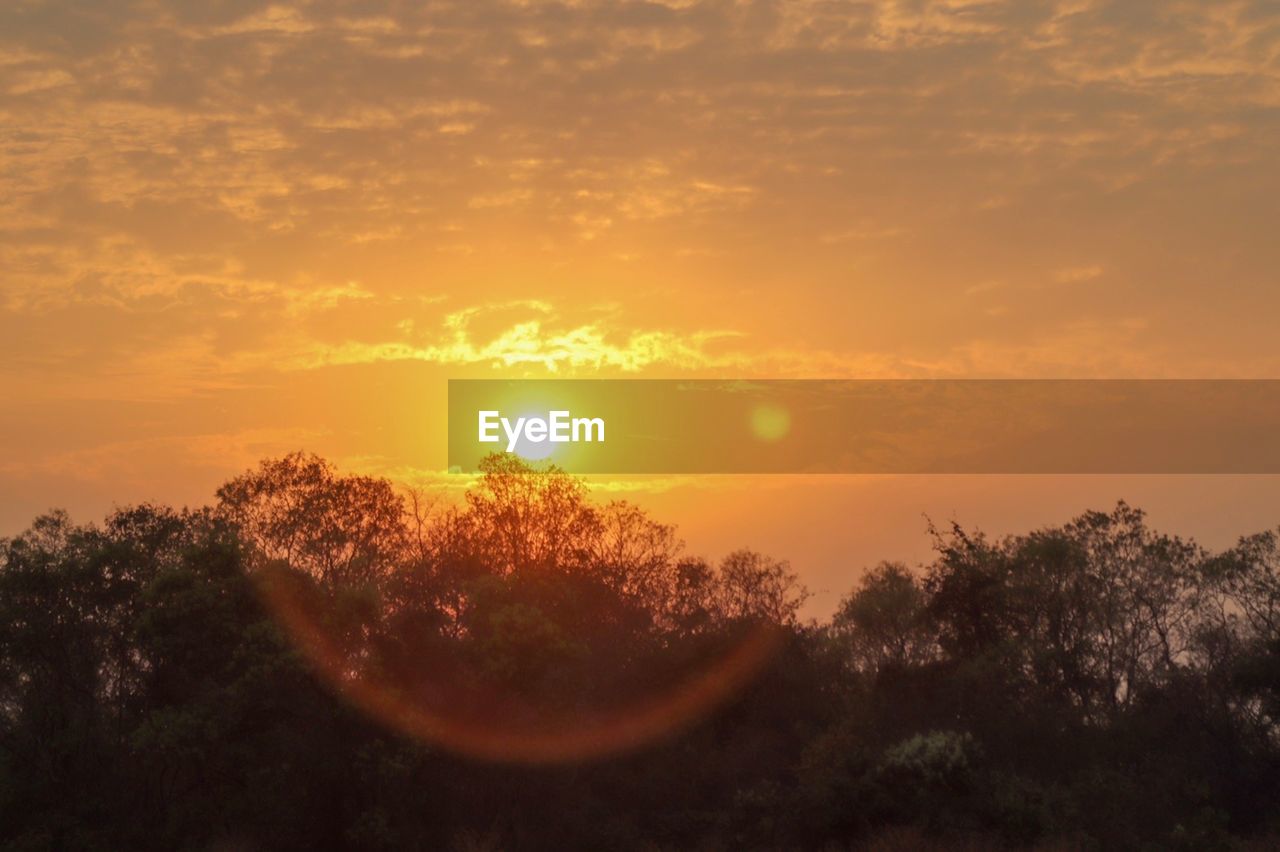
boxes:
[2,0,1279,614]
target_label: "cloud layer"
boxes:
[1,0,1278,526]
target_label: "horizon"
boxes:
[4,3,1280,596]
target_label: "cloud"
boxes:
[285,309,747,373]
[1053,265,1104,284]
[1,0,1278,493]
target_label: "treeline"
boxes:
[1,453,1278,850]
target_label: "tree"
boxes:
[717,550,808,626]
[832,561,935,676]
[217,452,409,586]
[4,460,1280,850]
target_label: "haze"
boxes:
[3,0,1279,614]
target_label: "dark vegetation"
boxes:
[2,453,1279,850]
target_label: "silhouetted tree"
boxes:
[2,456,1278,850]
[832,561,936,676]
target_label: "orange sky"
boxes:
[3,0,1279,614]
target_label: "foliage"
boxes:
[1,457,1278,849]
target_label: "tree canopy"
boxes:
[2,455,1278,850]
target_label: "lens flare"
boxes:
[253,566,783,764]
[750,405,791,443]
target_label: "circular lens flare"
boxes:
[750,405,791,442]
[253,566,783,764]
